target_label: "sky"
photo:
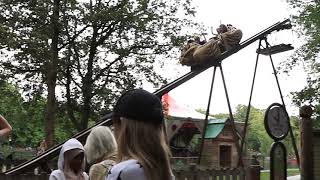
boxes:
[147,0,308,117]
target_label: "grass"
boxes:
[260,169,300,180]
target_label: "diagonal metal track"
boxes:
[5,19,291,175]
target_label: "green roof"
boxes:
[208,118,227,124]
[205,119,227,138]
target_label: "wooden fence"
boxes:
[0,160,27,173]
[173,168,245,180]
[0,173,49,180]
[171,156,199,168]
[0,168,247,180]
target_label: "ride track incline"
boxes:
[5,19,292,175]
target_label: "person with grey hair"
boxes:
[84,126,117,180]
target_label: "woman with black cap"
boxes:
[106,89,174,180]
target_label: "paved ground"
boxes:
[287,175,300,180]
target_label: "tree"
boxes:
[234,104,300,157]
[197,104,300,156]
[0,81,27,147]
[0,0,202,144]
[195,108,221,118]
[0,81,77,148]
[0,81,43,147]
[283,116,300,157]
[45,0,60,147]
[233,105,273,155]
[285,0,320,127]
[58,0,201,130]
[0,0,61,147]
[198,105,273,155]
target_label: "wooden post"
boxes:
[300,105,313,180]
[245,165,260,180]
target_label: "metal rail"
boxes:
[5,19,292,175]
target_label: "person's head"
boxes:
[40,139,47,148]
[112,89,171,180]
[216,24,228,34]
[194,36,200,43]
[84,126,117,164]
[58,138,86,179]
[67,150,84,173]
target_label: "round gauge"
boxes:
[264,103,290,140]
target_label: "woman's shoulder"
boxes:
[83,172,89,179]
[90,162,109,174]
[106,159,146,180]
[49,170,89,180]
[100,159,116,168]
[90,159,116,171]
[49,169,63,180]
[50,169,63,176]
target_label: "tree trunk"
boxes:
[81,47,95,130]
[45,0,59,147]
[80,22,98,130]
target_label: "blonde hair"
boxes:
[115,117,172,180]
[84,126,117,164]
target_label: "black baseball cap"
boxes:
[113,89,164,125]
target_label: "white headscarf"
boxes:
[58,138,86,180]
[84,126,117,164]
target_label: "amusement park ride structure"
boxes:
[5,19,297,175]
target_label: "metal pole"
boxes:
[265,39,285,104]
[198,66,218,164]
[219,65,235,122]
[264,39,300,167]
[239,39,262,166]
[219,65,243,167]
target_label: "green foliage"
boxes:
[197,105,287,156]
[0,0,203,132]
[283,116,300,156]
[233,105,273,156]
[284,0,320,69]
[0,81,75,148]
[0,81,29,147]
[213,113,229,119]
[233,104,300,157]
[284,0,320,127]
[195,108,219,118]
[260,169,300,180]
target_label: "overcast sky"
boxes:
[148,0,307,116]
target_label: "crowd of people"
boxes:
[48,89,174,180]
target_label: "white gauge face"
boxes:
[265,105,289,139]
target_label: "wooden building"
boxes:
[200,119,243,168]
[167,117,243,168]
[162,93,244,168]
